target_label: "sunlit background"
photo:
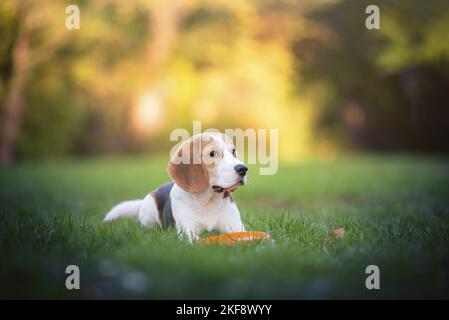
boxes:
[1,0,448,163]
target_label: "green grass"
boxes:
[0,154,448,299]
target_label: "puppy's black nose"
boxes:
[234,164,248,177]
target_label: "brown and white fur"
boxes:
[104,133,248,242]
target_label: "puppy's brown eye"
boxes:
[209,151,216,157]
[232,149,236,156]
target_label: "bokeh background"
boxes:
[1,0,449,163]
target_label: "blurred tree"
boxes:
[293,0,449,152]
[0,0,152,160]
[2,0,447,162]
[0,0,70,163]
[0,0,64,163]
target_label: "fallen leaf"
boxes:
[331,227,345,239]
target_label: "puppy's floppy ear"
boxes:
[168,135,209,193]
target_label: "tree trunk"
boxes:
[148,0,190,73]
[0,35,29,164]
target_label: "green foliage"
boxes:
[294,0,449,151]
[0,1,19,103]
[16,65,88,158]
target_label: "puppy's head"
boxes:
[168,133,248,194]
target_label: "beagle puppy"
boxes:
[104,132,248,242]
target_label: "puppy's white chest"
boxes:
[191,197,233,229]
[171,184,241,234]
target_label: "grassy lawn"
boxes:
[0,154,448,299]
